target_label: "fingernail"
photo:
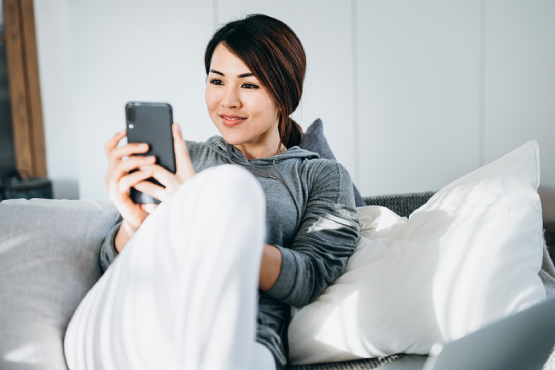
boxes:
[175,123,181,133]
[139,144,148,149]
[146,155,156,161]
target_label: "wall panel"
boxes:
[484,0,555,222]
[34,0,79,199]
[357,0,482,196]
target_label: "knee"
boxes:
[173,164,265,216]
[207,164,265,207]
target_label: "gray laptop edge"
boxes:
[380,296,555,370]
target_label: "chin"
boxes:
[212,118,266,146]
[219,129,251,146]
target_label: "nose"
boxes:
[221,86,241,109]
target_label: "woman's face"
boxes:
[205,43,280,148]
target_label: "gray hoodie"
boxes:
[99,136,361,369]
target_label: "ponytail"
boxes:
[279,117,304,149]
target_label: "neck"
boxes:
[234,140,287,160]
[232,121,287,159]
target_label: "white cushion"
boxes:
[288,140,546,364]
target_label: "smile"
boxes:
[220,115,246,127]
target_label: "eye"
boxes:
[209,79,223,85]
[242,83,259,89]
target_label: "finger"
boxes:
[107,156,156,188]
[117,169,153,194]
[117,155,156,174]
[138,164,181,191]
[140,203,159,213]
[133,180,168,202]
[109,143,150,161]
[104,129,127,154]
[173,123,196,178]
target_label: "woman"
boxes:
[64,14,360,370]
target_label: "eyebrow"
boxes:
[209,69,254,78]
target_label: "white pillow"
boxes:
[288,140,545,365]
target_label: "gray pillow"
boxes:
[0,204,118,370]
[299,119,365,207]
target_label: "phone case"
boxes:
[125,102,175,204]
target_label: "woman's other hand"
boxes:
[133,123,196,202]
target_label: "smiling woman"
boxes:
[205,44,285,158]
[64,13,360,370]
[204,13,305,158]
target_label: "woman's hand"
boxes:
[105,130,156,239]
[133,123,196,203]
[104,123,195,252]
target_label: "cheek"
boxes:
[205,87,220,114]
[247,93,277,120]
[259,88,278,115]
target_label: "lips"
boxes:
[220,114,247,127]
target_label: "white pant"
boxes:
[64,165,276,370]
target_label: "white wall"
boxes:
[484,0,555,222]
[34,0,79,199]
[34,0,555,221]
[357,0,482,195]
[67,0,216,201]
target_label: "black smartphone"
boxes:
[125,102,175,204]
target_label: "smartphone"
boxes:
[125,102,175,204]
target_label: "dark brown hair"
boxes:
[204,14,306,148]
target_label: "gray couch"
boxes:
[0,192,553,370]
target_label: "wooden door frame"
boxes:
[3,0,46,177]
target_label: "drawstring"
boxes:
[226,143,277,179]
[226,143,302,230]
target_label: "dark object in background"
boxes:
[0,170,52,201]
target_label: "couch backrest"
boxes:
[363,191,436,218]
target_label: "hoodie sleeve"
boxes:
[99,214,123,273]
[264,160,361,307]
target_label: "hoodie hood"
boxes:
[206,135,319,165]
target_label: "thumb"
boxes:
[140,203,158,214]
[173,123,196,178]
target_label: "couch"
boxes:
[1,191,553,370]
